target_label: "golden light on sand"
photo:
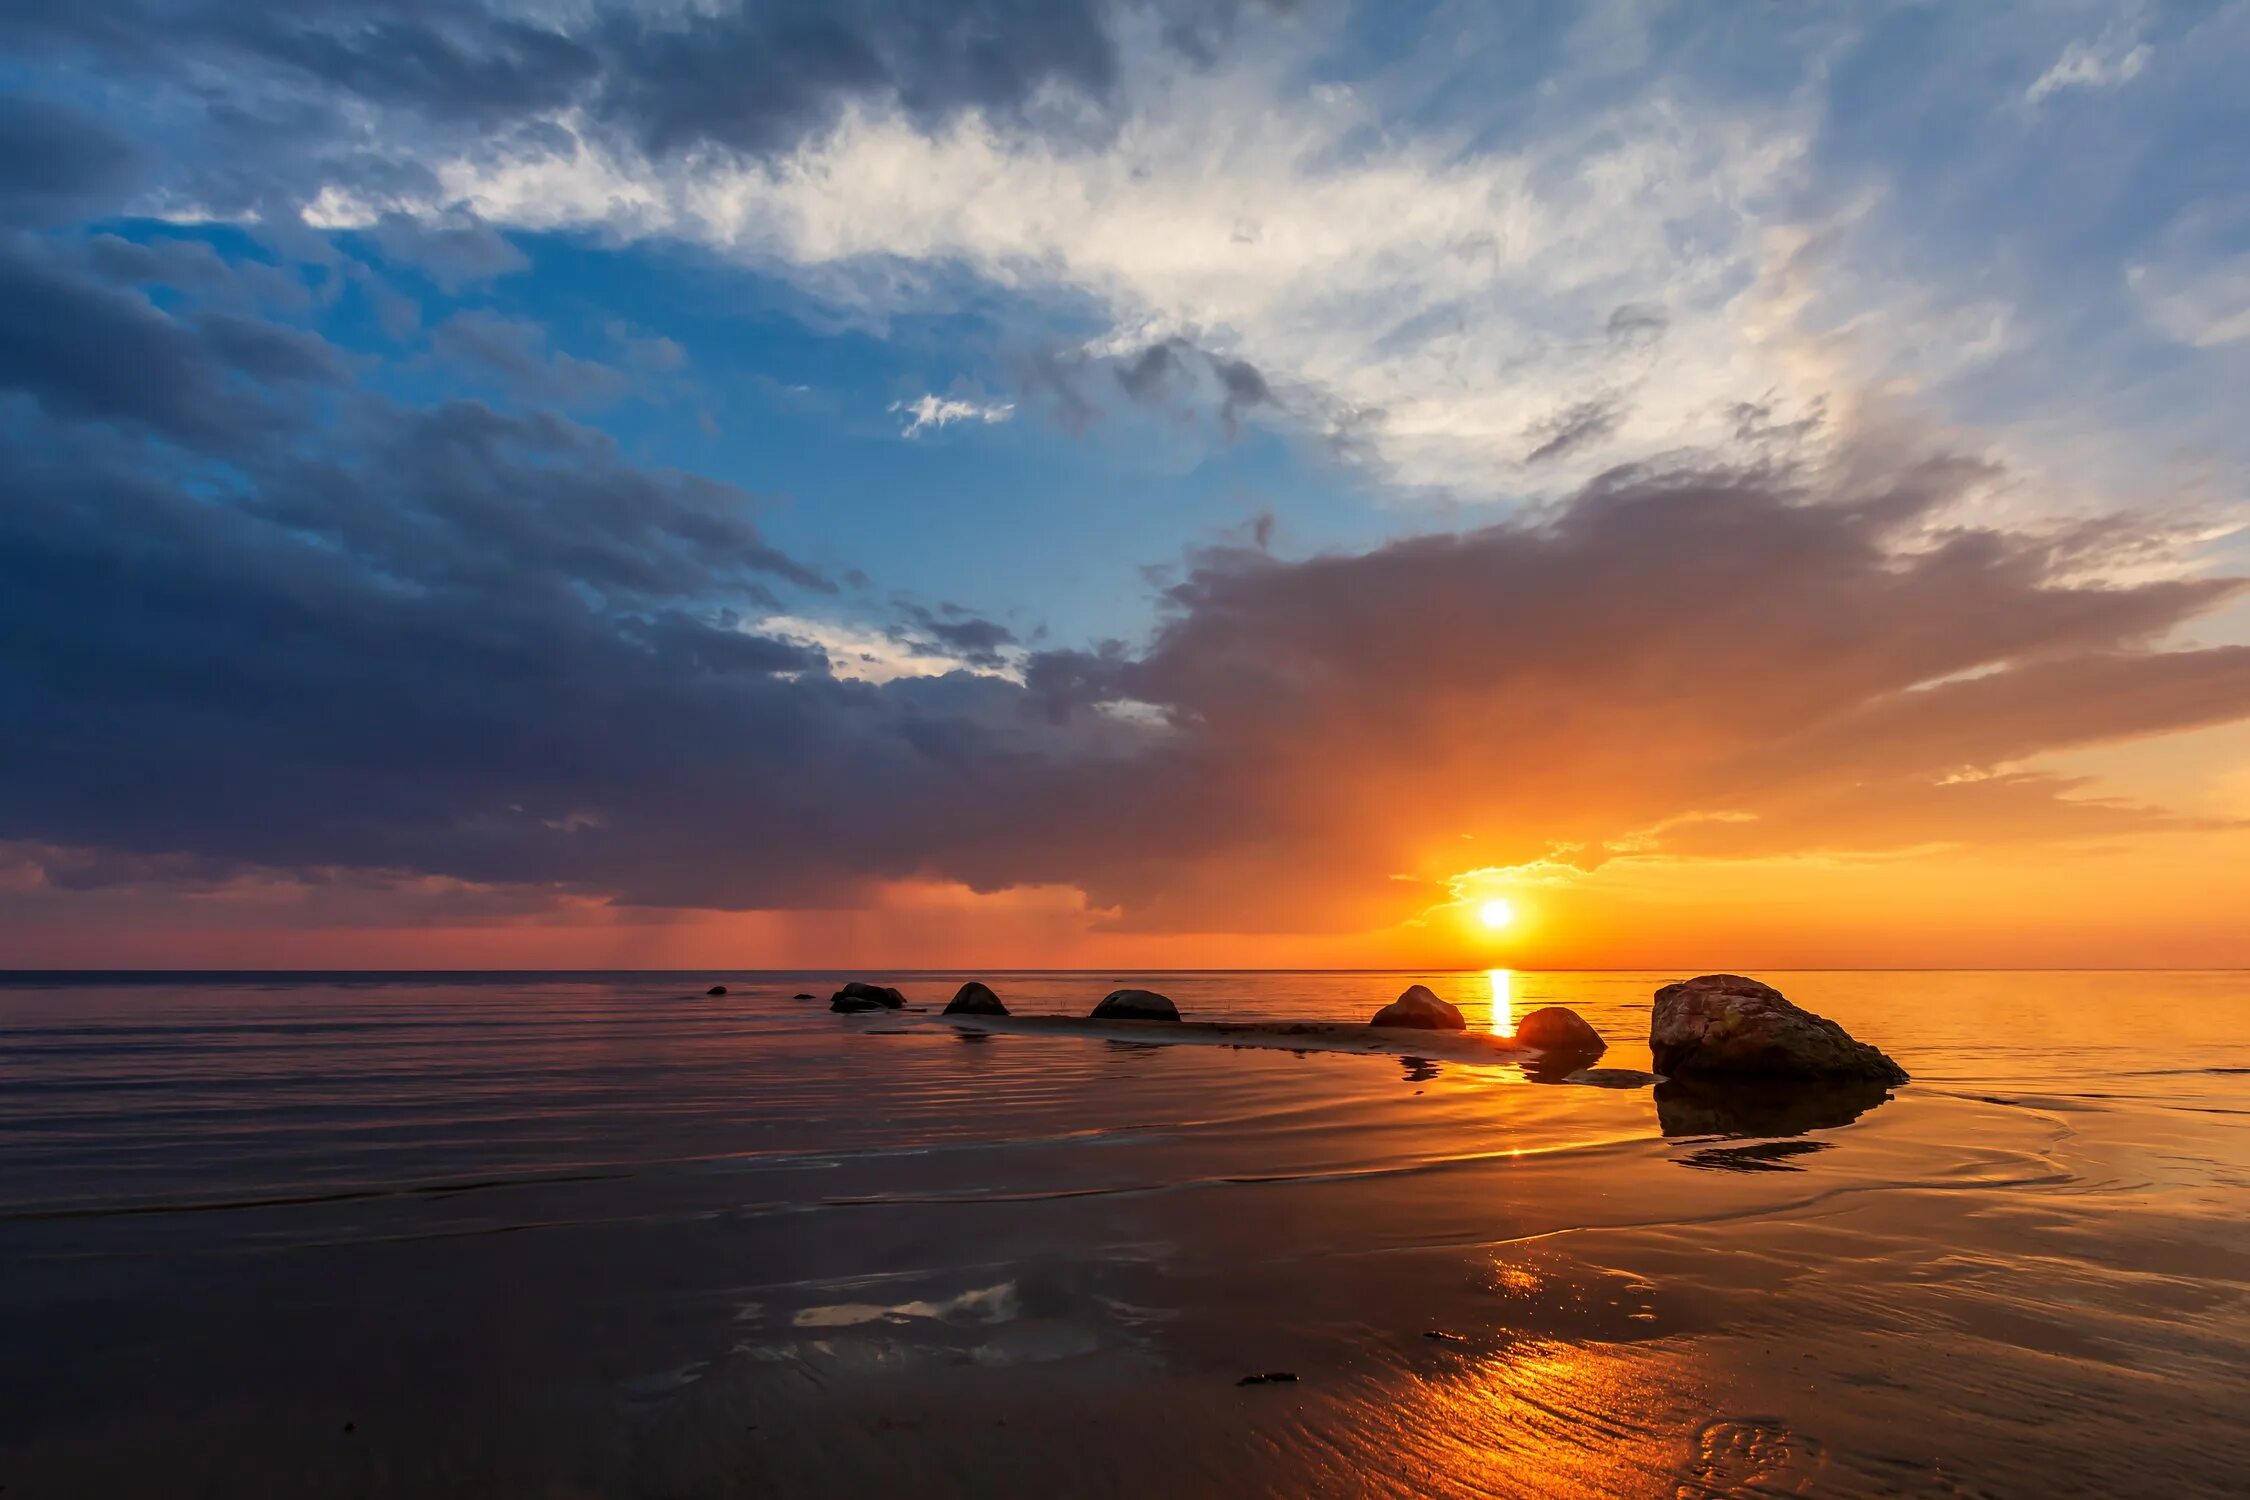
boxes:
[1479,898,1516,930]
[1488,967,1514,1036]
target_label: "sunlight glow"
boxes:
[1488,967,1514,1036]
[1479,898,1516,930]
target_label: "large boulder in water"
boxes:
[1514,1005,1604,1056]
[944,981,1008,1017]
[1091,988,1179,1022]
[1650,975,1906,1083]
[830,980,906,1013]
[1369,985,1466,1031]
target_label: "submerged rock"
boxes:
[705,984,727,996]
[1650,975,1907,1083]
[792,992,815,1000]
[944,981,1008,1017]
[830,980,906,1013]
[1514,1005,1604,1056]
[1092,988,1180,1021]
[1369,984,1466,1031]
[1237,1371,1298,1386]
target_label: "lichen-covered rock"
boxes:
[1091,988,1179,1021]
[1369,984,1466,1031]
[1650,975,1906,1083]
[1514,1005,1604,1056]
[830,980,906,1013]
[944,981,1008,1017]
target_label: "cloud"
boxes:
[0,1,1273,167]
[366,211,529,291]
[429,309,630,406]
[1524,398,1623,465]
[375,48,1819,496]
[0,230,340,448]
[890,392,1015,436]
[6,252,2247,935]
[760,609,1022,683]
[0,94,139,225]
[2026,31,2151,105]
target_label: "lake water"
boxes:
[2,970,2245,1497]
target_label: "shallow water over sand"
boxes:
[2,970,2246,1497]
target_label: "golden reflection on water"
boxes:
[1488,968,1514,1036]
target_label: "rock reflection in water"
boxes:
[1653,1077,1895,1139]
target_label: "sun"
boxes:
[1478,898,1516,930]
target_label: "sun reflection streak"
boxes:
[1488,968,1514,1036]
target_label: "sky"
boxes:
[4,0,2250,970]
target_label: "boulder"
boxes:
[944,981,1008,1017]
[1369,984,1466,1031]
[1650,975,1906,1083]
[1091,988,1180,1022]
[792,992,815,1000]
[830,980,906,1013]
[705,984,728,996]
[1514,1005,1604,1056]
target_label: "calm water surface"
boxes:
[2,970,2245,1497]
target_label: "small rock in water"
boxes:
[1651,974,1906,1082]
[792,992,814,1000]
[1514,1004,1603,1055]
[830,980,907,1013]
[1092,988,1180,1022]
[944,981,1009,1017]
[1369,984,1466,1031]
[1237,1371,1299,1386]
[705,984,727,996]
[1424,1330,1468,1344]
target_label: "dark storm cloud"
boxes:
[0,95,139,225]
[428,310,630,407]
[1012,456,2250,928]
[894,604,1020,668]
[8,233,2250,936]
[1,1,1283,197]
[0,232,339,448]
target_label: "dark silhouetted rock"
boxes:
[706,984,727,995]
[1514,1005,1604,1056]
[1092,988,1179,1021]
[1369,984,1465,1030]
[1654,1077,1895,1139]
[793,992,814,1000]
[1650,974,1907,1083]
[1237,1371,1298,1386]
[943,981,1008,1016]
[830,980,906,1013]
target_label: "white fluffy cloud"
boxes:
[317,41,1838,497]
[2026,30,2151,104]
[889,392,1016,436]
[290,5,2243,542]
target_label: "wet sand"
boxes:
[1,970,2244,1497]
